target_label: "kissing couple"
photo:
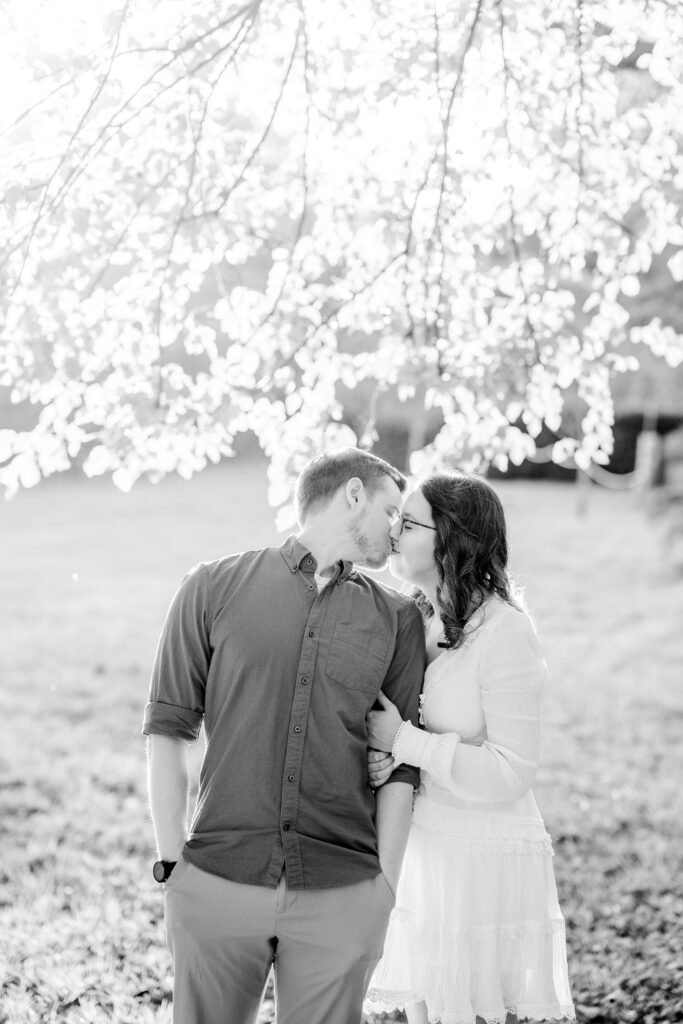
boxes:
[144,447,574,1024]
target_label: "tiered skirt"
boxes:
[366,792,575,1024]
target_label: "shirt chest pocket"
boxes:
[325,625,389,694]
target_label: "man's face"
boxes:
[348,477,403,570]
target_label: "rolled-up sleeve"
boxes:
[381,600,426,788]
[142,563,212,742]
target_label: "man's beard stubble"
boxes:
[348,515,391,570]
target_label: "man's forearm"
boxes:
[375,780,414,893]
[147,735,191,860]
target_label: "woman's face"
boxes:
[389,487,438,587]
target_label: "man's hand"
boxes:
[368,748,394,789]
[367,690,403,753]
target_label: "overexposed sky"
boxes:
[0,0,115,129]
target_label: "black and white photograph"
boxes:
[1,1,682,1023]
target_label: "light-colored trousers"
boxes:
[164,857,396,1024]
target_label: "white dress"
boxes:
[366,597,575,1024]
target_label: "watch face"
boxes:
[153,861,166,883]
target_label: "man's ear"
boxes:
[345,477,365,508]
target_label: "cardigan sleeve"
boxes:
[392,607,545,802]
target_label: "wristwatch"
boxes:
[153,859,177,883]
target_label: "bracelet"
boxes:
[391,720,408,762]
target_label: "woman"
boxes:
[365,473,574,1024]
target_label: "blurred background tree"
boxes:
[1,0,682,525]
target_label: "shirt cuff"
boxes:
[392,720,437,769]
[386,762,421,789]
[142,700,203,741]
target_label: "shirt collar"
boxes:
[279,536,354,583]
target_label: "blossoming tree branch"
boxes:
[1,0,682,524]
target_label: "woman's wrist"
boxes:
[391,721,408,763]
[392,720,435,769]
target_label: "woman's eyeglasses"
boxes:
[399,515,437,535]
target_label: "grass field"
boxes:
[1,459,682,1024]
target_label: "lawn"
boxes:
[1,459,682,1024]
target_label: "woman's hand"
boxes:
[368,748,394,789]
[367,691,403,753]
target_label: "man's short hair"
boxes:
[296,447,406,522]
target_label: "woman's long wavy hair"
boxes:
[413,473,521,649]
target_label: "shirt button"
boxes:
[283,822,291,831]
[290,566,297,573]
[306,557,313,565]
[308,584,314,591]
[288,774,295,782]
[300,676,308,685]
[308,630,315,638]
[294,725,302,733]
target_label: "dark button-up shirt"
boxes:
[142,536,426,889]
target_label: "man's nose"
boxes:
[389,521,401,541]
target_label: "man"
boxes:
[143,447,426,1024]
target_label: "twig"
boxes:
[8,0,133,295]
[428,0,484,357]
[249,2,310,341]
[402,0,483,348]
[496,0,542,366]
[0,71,81,138]
[318,250,407,331]
[183,22,302,223]
[47,8,260,225]
[4,1,263,282]
[153,14,259,406]
[574,0,586,228]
